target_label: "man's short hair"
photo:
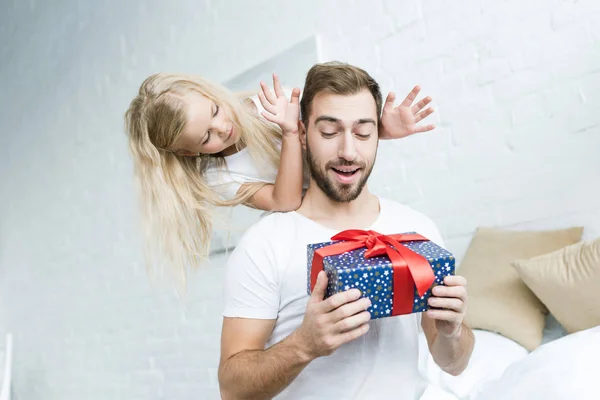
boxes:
[300,61,383,127]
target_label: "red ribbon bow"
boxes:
[310,229,436,315]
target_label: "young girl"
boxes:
[124,70,435,283]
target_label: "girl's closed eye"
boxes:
[201,104,219,145]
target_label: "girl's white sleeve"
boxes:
[205,168,242,201]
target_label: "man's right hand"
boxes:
[292,271,372,360]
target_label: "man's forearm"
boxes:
[431,323,475,376]
[219,332,313,400]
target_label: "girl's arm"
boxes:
[379,85,437,139]
[244,135,302,212]
[245,74,303,212]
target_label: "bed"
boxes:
[419,317,599,400]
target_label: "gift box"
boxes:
[307,230,455,319]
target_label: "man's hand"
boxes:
[292,271,372,359]
[379,85,436,139]
[426,275,468,338]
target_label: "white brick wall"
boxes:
[317,0,600,257]
[1,0,599,398]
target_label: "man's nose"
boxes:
[338,131,358,161]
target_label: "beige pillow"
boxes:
[512,237,600,335]
[460,226,583,351]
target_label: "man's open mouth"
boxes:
[331,166,361,181]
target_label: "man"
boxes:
[218,62,474,399]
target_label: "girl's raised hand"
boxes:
[379,85,436,139]
[258,73,301,136]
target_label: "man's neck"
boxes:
[296,182,380,231]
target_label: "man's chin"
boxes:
[326,181,364,203]
[308,165,369,203]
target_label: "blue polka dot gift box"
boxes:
[307,229,455,319]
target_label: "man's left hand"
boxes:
[426,275,468,338]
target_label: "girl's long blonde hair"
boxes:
[124,73,282,286]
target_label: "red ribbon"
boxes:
[310,229,435,315]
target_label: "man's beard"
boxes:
[305,142,375,203]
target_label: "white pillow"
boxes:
[419,329,529,399]
[471,325,600,400]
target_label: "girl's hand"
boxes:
[258,73,301,137]
[379,85,436,139]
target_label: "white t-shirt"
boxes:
[205,90,304,201]
[204,145,279,200]
[222,196,445,399]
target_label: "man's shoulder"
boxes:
[378,196,444,245]
[379,196,435,222]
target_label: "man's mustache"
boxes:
[326,159,366,169]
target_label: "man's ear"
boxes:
[299,121,307,151]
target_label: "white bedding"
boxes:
[419,323,600,400]
[419,328,529,400]
[472,325,599,400]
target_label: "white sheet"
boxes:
[419,329,529,399]
[472,325,600,399]
[419,313,574,399]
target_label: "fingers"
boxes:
[400,85,421,107]
[309,271,329,303]
[337,323,370,347]
[414,106,434,124]
[443,275,468,287]
[304,283,372,356]
[257,89,277,115]
[290,87,301,105]
[426,309,464,324]
[413,124,436,133]
[319,288,362,313]
[272,73,285,98]
[383,92,396,112]
[261,73,286,101]
[428,296,464,313]
[411,95,432,114]
[260,111,278,124]
[329,296,371,324]
[259,80,277,105]
[412,107,436,133]
[431,284,467,303]
[334,310,371,333]
[317,322,370,356]
[427,275,468,317]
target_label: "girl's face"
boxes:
[169,92,240,156]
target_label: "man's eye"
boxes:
[321,132,336,137]
[356,133,371,139]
